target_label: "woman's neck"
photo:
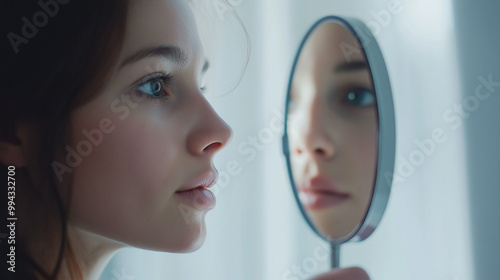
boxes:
[56,226,124,280]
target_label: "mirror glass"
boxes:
[284,17,394,243]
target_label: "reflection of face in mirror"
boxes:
[288,21,378,239]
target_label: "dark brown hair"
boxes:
[0,0,128,279]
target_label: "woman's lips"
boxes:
[176,170,218,192]
[175,169,218,210]
[298,176,349,210]
[176,187,216,210]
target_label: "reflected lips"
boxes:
[175,170,218,210]
[298,176,349,210]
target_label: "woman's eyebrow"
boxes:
[334,60,368,73]
[119,45,188,69]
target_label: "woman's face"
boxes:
[63,0,231,252]
[288,21,378,239]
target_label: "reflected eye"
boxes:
[136,74,173,102]
[344,88,375,107]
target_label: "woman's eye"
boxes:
[344,88,375,107]
[136,74,173,101]
[138,79,164,97]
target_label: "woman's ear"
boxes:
[0,122,31,167]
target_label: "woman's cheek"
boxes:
[341,121,377,200]
[68,108,182,231]
[101,114,182,205]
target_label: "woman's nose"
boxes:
[305,133,335,158]
[293,103,336,160]
[186,97,232,157]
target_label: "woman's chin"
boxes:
[160,218,208,253]
[179,232,206,253]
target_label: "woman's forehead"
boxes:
[120,0,202,63]
[300,22,363,70]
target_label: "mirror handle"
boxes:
[331,243,340,268]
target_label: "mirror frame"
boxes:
[282,15,396,245]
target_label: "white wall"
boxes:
[102,1,499,279]
[454,1,500,279]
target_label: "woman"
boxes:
[0,0,368,279]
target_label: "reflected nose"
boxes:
[306,135,335,158]
[300,126,336,159]
[187,96,232,157]
[292,101,336,159]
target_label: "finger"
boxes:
[310,267,370,280]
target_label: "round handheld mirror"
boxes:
[282,16,396,268]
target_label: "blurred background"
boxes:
[101,0,500,279]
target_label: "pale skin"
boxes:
[3,0,231,279]
[0,1,368,279]
[288,21,378,239]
